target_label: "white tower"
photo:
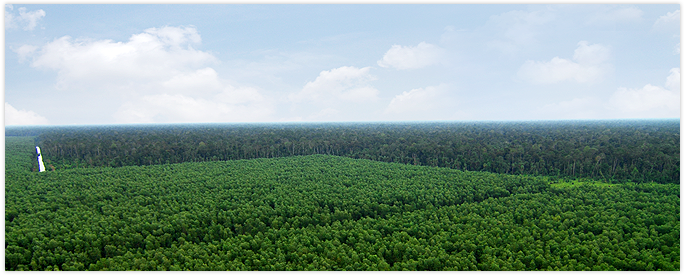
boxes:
[36,146,46,172]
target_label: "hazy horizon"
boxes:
[5,118,680,129]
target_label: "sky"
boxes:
[4,4,681,125]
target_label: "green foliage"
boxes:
[29,120,680,184]
[5,136,39,173]
[5,152,679,271]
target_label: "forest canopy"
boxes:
[5,135,680,271]
[5,120,680,270]
[10,119,680,184]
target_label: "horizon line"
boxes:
[4,117,681,128]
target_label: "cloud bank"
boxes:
[113,85,273,124]
[21,26,277,124]
[608,68,680,118]
[29,26,216,91]
[5,102,49,125]
[517,41,611,84]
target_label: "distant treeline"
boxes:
[6,125,67,138]
[22,120,680,184]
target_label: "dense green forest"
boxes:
[9,120,679,184]
[5,136,680,270]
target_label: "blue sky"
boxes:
[4,4,681,125]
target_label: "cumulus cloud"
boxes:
[608,68,680,118]
[5,5,45,31]
[517,41,611,84]
[385,84,449,115]
[377,42,445,70]
[23,25,278,124]
[29,26,216,90]
[5,102,49,125]
[289,66,379,103]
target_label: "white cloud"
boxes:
[652,10,680,56]
[608,68,680,118]
[377,42,445,70]
[215,85,266,105]
[519,57,582,83]
[145,25,202,48]
[114,75,274,124]
[338,87,380,102]
[113,86,274,124]
[161,67,223,96]
[674,43,680,55]
[609,85,679,114]
[517,41,611,84]
[24,26,278,124]
[18,7,45,30]
[665,68,680,92]
[5,102,49,125]
[385,84,449,115]
[289,66,379,103]
[484,10,554,55]
[30,26,216,91]
[5,5,45,31]
[537,97,602,120]
[114,94,213,124]
[653,9,680,31]
[5,4,15,29]
[12,44,38,63]
[572,41,610,65]
[652,10,681,57]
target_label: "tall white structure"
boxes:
[36,146,46,172]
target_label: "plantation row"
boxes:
[12,119,680,184]
[5,137,680,270]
